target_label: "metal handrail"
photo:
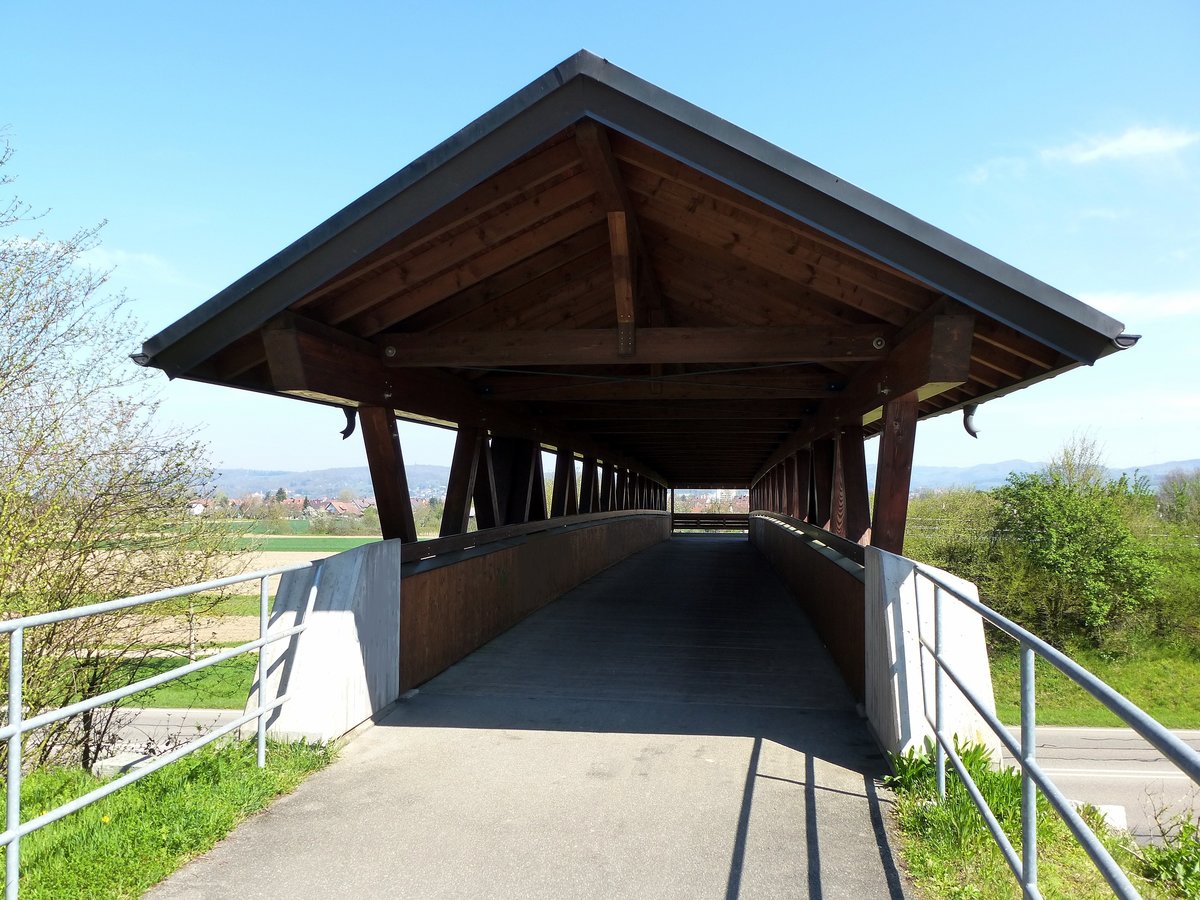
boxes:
[910,561,1200,900]
[2,560,320,900]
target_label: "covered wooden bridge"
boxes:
[138,49,1131,716]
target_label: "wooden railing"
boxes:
[672,512,749,531]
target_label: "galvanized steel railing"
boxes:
[913,561,1200,900]
[1,561,321,900]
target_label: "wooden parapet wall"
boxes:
[748,512,866,700]
[399,512,670,690]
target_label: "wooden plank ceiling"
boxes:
[181,119,1073,488]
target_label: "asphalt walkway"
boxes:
[150,536,907,899]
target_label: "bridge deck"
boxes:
[152,537,906,899]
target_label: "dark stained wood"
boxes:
[539,399,809,420]
[871,393,919,554]
[794,448,812,522]
[491,437,534,526]
[550,447,577,517]
[811,438,834,529]
[578,455,599,514]
[359,406,417,542]
[262,317,665,483]
[833,425,871,543]
[441,426,482,537]
[600,462,615,512]
[479,370,842,401]
[528,447,548,522]
[380,326,888,367]
[472,436,500,530]
[608,211,637,356]
[752,314,973,480]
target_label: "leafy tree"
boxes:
[989,470,1161,643]
[0,145,236,770]
[274,487,287,504]
[1159,468,1200,529]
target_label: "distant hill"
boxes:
[211,465,449,499]
[210,457,1200,499]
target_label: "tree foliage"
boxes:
[0,145,237,770]
[990,470,1161,641]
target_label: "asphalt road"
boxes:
[1001,726,1200,842]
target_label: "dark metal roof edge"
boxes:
[568,61,1127,356]
[142,48,1128,375]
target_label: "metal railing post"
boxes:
[257,575,269,769]
[934,584,946,800]
[1020,640,1038,898]
[6,628,23,900]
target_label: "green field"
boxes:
[117,655,258,709]
[235,535,380,552]
[991,643,1200,728]
[0,740,334,898]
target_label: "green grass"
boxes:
[114,655,258,709]
[234,535,380,552]
[887,741,1174,898]
[991,643,1200,727]
[0,740,335,899]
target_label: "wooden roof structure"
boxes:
[140,51,1135,494]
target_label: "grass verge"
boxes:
[0,739,335,899]
[235,535,379,552]
[991,643,1200,727]
[886,741,1190,898]
[116,655,258,709]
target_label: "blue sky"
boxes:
[5,1,1198,474]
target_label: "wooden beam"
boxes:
[608,212,636,356]
[380,326,888,367]
[440,426,482,537]
[831,425,871,543]
[472,436,500,530]
[751,314,973,482]
[262,314,666,483]
[794,448,812,522]
[871,394,919,554]
[479,371,842,401]
[578,456,599,514]
[550,447,577,518]
[359,406,417,543]
[812,438,835,529]
[538,399,809,420]
[600,462,615,512]
[575,119,668,325]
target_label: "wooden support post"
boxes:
[871,393,920,554]
[550,448,577,518]
[472,436,500,530]
[440,426,482,537]
[839,424,871,544]
[579,456,598,514]
[528,448,547,522]
[812,438,835,529]
[794,447,812,524]
[359,406,417,543]
[616,469,629,510]
[784,456,796,518]
[491,437,536,526]
[600,462,615,512]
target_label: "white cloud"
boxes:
[1083,288,1200,321]
[964,155,1028,184]
[1041,127,1199,164]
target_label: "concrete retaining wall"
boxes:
[864,546,1000,757]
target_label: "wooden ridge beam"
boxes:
[380,326,888,367]
[608,211,637,356]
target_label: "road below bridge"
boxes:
[150,536,908,899]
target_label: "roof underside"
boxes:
[141,51,1130,488]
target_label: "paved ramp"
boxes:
[151,537,907,899]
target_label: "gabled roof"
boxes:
[139,50,1134,487]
